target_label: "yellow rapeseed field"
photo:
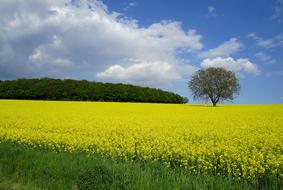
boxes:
[0,100,282,180]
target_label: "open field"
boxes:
[0,100,283,189]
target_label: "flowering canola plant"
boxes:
[0,100,282,180]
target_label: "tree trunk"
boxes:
[213,102,216,107]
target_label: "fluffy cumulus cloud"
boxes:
[201,57,260,75]
[200,38,242,58]
[97,60,199,86]
[0,0,203,86]
[97,61,180,86]
[198,38,262,77]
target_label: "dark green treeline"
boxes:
[0,78,188,103]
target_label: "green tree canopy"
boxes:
[0,78,188,104]
[189,67,240,106]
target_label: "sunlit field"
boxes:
[0,100,282,182]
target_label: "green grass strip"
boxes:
[0,141,281,190]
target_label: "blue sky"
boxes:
[0,0,282,103]
[103,0,283,104]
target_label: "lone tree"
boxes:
[189,67,240,106]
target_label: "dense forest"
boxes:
[0,78,188,103]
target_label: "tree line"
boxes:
[0,78,188,104]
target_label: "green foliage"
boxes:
[189,67,240,106]
[1,141,281,190]
[77,166,134,190]
[77,166,113,190]
[0,78,187,103]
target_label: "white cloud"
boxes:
[200,38,242,58]
[97,61,181,86]
[0,0,203,85]
[255,52,276,64]
[201,57,260,75]
[247,33,283,49]
[97,60,198,87]
[29,49,43,62]
[199,38,261,77]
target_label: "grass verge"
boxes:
[0,141,281,190]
